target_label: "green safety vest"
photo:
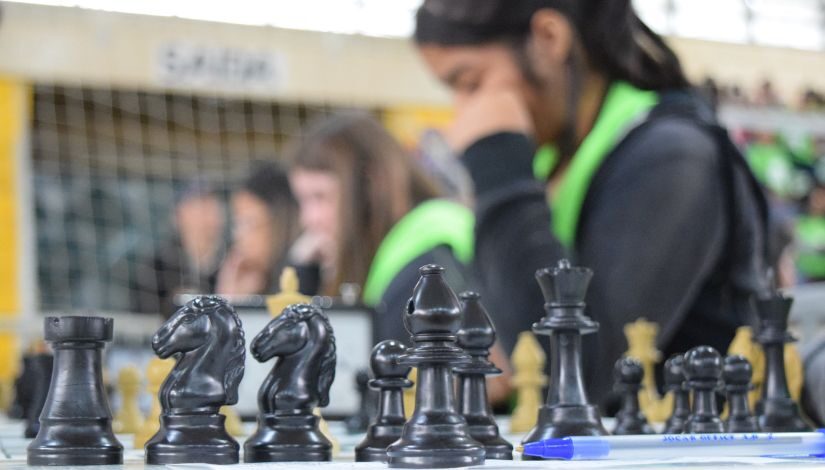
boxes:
[745,142,795,197]
[533,81,659,248]
[362,199,474,307]
[796,215,825,279]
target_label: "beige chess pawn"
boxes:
[403,368,417,419]
[266,267,310,316]
[509,331,547,433]
[113,365,143,434]
[264,268,338,454]
[134,358,174,448]
[624,318,671,423]
[784,343,803,402]
[221,405,245,437]
[728,326,765,409]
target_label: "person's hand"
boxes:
[289,231,336,270]
[215,249,268,295]
[444,87,533,154]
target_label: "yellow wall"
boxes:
[0,78,28,316]
[0,77,27,396]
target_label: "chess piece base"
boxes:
[613,411,654,435]
[467,422,513,460]
[386,422,484,469]
[684,416,725,434]
[146,413,239,464]
[243,413,332,462]
[27,418,123,466]
[726,416,760,433]
[522,404,607,458]
[355,422,404,462]
[756,398,811,432]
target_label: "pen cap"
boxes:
[522,437,609,460]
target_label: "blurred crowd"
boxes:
[695,78,825,286]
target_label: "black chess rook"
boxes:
[683,346,724,434]
[522,259,607,450]
[145,296,246,465]
[454,291,513,460]
[612,357,654,435]
[355,340,413,463]
[27,316,123,466]
[386,264,485,469]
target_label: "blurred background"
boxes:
[1,0,825,410]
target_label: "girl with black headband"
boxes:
[414,0,770,406]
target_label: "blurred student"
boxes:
[286,111,474,337]
[216,161,299,296]
[139,180,225,315]
[414,0,769,405]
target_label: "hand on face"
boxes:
[444,86,534,153]
[215,248,269,296]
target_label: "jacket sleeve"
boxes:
[460,132,567,353]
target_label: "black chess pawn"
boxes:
[683,346,724,434]
[723,355,759,433]
[663,354,691,434]
[27,316,123,465]
[612,357,654,435]
[24,352,53,438]
[454,292,513,460]
[522,260,607,449]
[244,303,336,462]
[386,265,485,468]
[345,369,374,434]
[753,288,811,432]
[355,340,413,462]
[146,296,246,464]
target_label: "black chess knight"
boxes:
[386,265,485,469]
[145,296,246,465]
[522,259,607,449]
[244,303,337,462]
[27,316,123,466]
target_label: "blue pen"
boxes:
[522,430,825,460]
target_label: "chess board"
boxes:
[3,417,825,469]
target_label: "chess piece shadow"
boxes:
[244,303,336,462]
[145,296,246,464]
[27,316,123,465]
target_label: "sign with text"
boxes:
[156,43,285,91]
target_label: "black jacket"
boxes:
[461,90,769,406]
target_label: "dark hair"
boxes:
[414,0,689,91]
